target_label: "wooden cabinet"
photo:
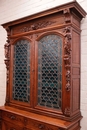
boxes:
[0,1,86,130]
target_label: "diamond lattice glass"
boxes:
[38,35,62,109]
[13,39,30,102]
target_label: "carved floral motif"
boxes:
[63,27,71,92]
[4,43,10,59]
[4,27,11,104]
[63,27,71,116]
[20,20,56,32]
[4,42,10,83]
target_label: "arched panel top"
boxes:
[11,36,32,45]
[36,31,64,41]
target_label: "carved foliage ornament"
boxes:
[4,34,11,104]
[63,27,71,117]
[4,42,10,83]
[63,27,71,92]
[4,27,10,83]
[20,20,56,32]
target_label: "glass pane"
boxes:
[38,35,62,109]
[13,39,30,102]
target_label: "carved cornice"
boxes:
[20,20,56,32]
[63,27,71,92]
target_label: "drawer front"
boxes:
[23,118,60,130]
[2,111,61,130]
[2,121,31,130]
[2,111,24,125]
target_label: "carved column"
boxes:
[4,27,10,104]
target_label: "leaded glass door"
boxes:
[35,34,63,112]
[10,39,32,107]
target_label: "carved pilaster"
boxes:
[63,8,71,23]
[4,27,11,104]
[63,27,71,92]
[4,42,10,83]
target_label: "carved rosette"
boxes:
[63,27,71,92]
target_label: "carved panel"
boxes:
[20,20,56,32]
[72,30,80,64]
[72,79,80,111]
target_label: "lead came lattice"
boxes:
[38,35,62,109]
[13,39,30,102]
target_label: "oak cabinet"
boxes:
[0,1,86,130]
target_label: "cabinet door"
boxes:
[34,34,64,114]
[10,38,33,107]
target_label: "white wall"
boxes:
[0,0,87,130]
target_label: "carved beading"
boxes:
[20,20,56,32]
[63,27,71,92]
